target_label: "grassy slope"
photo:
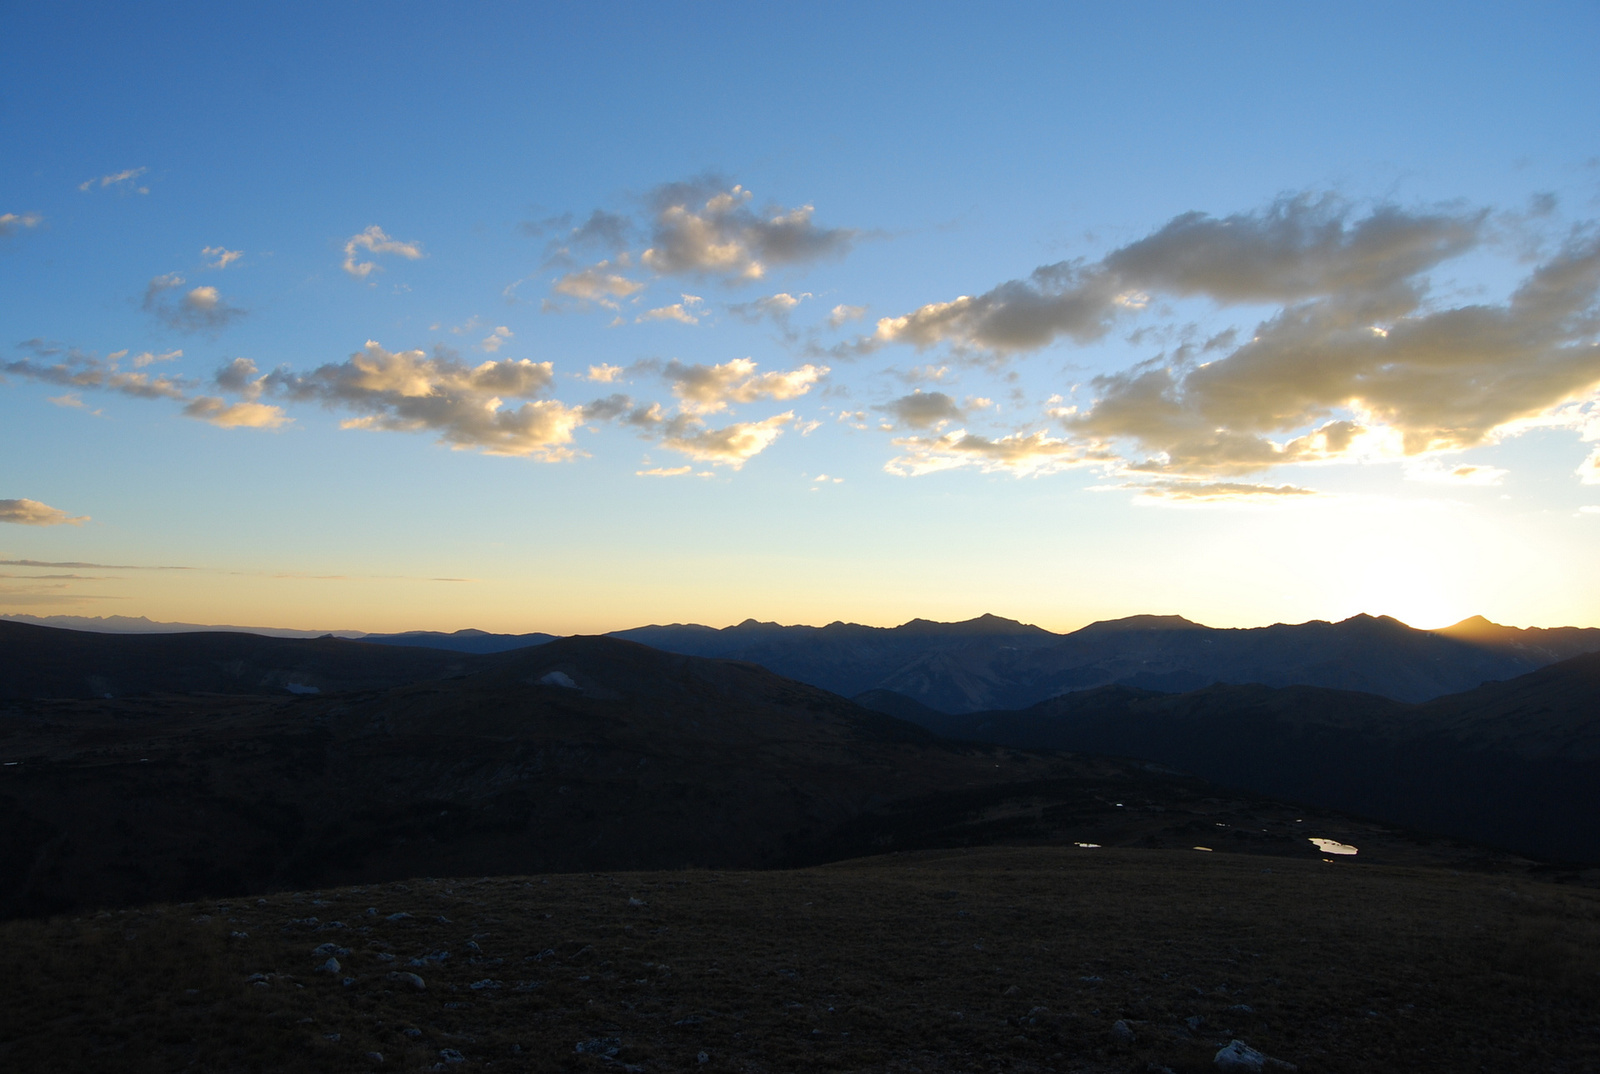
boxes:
[2,846,1596,1073]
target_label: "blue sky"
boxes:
[3,2,1598,633]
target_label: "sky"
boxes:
[2,1,1598,634]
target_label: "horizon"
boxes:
[4,4,1599,634]
[0,606,1574,639]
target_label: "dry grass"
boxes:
[2,846,1598,1073]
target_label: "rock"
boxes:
[316,957,341,975]
[575,1038,621,1057]
[365,1052,383,1064]
[385,912,411,922]
[1185,1015,1205,1031]
[539,670,578,688]
[387,970,426,991]
[628,897,647,907]
[1002,984,1020,996]
[1111,1019,1136,1044]
[439,1048,466,1063]
[1228,1004,1255,1014]
[697,1053,709,1065]
[312,942,350,959]
[1215,1040,1266,1071]
[403,1028,423,1039]
[469,978,502,990]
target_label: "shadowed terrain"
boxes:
[2,847,1596,1073]
[881,651,1600,862]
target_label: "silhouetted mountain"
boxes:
[605,612,1590,711]
[359,627,558,654]
[1436,614,1600,663]
[0,634,1514,918]
[0,620,483,699]
[892,651,1600,862]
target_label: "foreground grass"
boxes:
[2,847,1597,1073]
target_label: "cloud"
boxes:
[885,428,1099,477]
[636,466,694,477]
[1579,447,1600,485]
[522,209,632,253]
[659,412,793,468]
[1404,460,1509,486]
[342,226,424,279]
[550,261,645,307]
[639,295,703,325]
[0,558,191,570]
[480,326,512,353]
[78,167,148,194]
[142,274,246,332]
[258,341,582,459]
[728,292,811,325]
[0,499,89,526]
[0,212,42,237]
[1064,230,1600,478]
[131,349,182,368]
[4,340,192,400]
[829,303,866,328]
[879,389,963,429]
[202,246,243,269]
[640,181,856,283]
[1124,481,1320,503]
[587,364,623,382]
[182,396,289,429]
[866,196,1486,357]
[659,357,827,413]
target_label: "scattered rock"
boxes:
[539,671,578,689]
[1186,1015,1205,1031]
[1002,984,1020,996]
[1112,1019,1136,1043]
[628,897,647,907]
[469,978,502,990]
[575,1037,621,1057]
[403,1028,423,1039]
[312,942,350,959]
[316,957,341,975]
[229,930,248,940]
[385,912,411,922]
[1215,1039,1294,1070]
[439,1048,466,1063]
[365,1051,383,1063]
[387,971,426,991]
[1228,1004,1256,1014]
[697,1052,709,1064]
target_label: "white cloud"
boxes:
[1579,447,1600,485]
[1404,459,1509,486]
[659,412,793,468]
[78,167,148,194]
[202,246,243,269]
[1124,481,1321,503]
[640,181,856,284]
[182,396,289,429]
[587,364,623,382]
[550,261,646,307]
[342,226,424,279]
[0,498,89,526]
[258,341,582,459]
[636,465,693,477]
[829,303,867,328]
[480,326,512,353]
[885,428,1099,477]
[660,357,827,413]
[0,212,43,236]
[639,295,703,325]
[131,349,182,368]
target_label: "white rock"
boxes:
[388,970,426,991]
[1215,1039,1266,1071]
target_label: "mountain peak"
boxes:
[1075,614,1207,635]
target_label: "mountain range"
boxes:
[9,610,1599,708]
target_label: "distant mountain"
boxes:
[609,612,1599,711]
[359,627,557,654]
[0,613,364,638]
[0,620,485,699]
[881,651,1600,862]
